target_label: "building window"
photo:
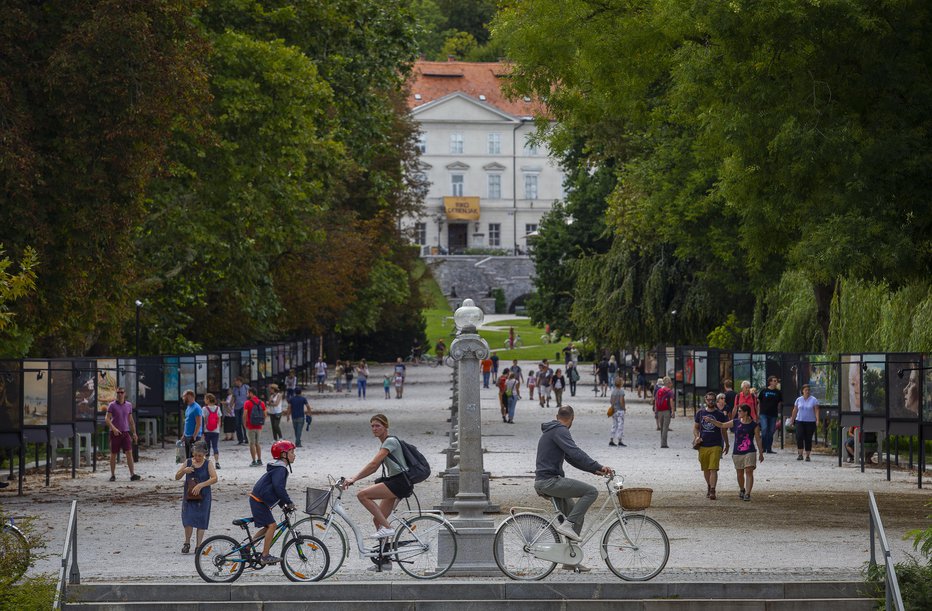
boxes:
[488,133,501,154]
[416,133,427,154]
[524,174,538,199]
[451,174,464,196]
[487,174,501,199]
[488,223,501,247]
[525,223,538,235]
[414,222,427,245]
[450,133,464,154]
[524,139,539,156]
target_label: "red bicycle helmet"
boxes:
[271,440,296,461]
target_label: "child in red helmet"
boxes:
[248,440,296,564]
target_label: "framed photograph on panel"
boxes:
[733,353,751,389]
[49,360,73,424]
[840,354,861,413]
[118,358,137,406]
[73,360,96,421]
[163,357,180,403]
[694,350,708,389]
[249,349,258,382]
[179,357,196,396]
[0,360,22,432]
[97,358,118,414]
[135,357,163,407]
[195,355,208,396]
[208,354,221,393]
[887,354,920,420]
[23,360,49,427]
[923,354,932,423]
[861,354,886,416]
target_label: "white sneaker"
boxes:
[553,520,581,541]
[368,527,395,539]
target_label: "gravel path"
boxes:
[3,360,929,583]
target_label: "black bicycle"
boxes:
[195,507,329,583]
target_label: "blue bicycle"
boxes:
[195,508,329,583]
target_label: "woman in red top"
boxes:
[731,380,758,421]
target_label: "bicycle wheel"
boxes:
[281,535,329,582]
[392,515,456,579]
[292,515,348,578]
[601,515,669,581]
[1,525,30,583]
[195,535,245,583]
[493,513,559,581]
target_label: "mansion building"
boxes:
[403,61,565,255]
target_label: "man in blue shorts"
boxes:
[249,440,297,564]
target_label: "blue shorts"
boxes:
[250,498,275,528]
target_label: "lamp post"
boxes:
[447,298,499,574]
[134,300,143,358]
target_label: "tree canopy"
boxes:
[495,0,932,350]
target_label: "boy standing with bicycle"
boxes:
[249,440,297,565]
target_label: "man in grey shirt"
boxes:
[535,405,613,572]
[232,376,249,445]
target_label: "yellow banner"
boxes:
[443,196,480,220]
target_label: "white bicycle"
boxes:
[294,475,458,579]
[493,474,669,580]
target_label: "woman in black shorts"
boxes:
[343,414,413,539]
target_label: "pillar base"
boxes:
[444,516,500,576]
[436,470,499,513]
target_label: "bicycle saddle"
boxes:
[232,517,254,526]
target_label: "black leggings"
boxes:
[796,420,816,452]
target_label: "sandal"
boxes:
[182,542,191,554]
[709,488,717,500]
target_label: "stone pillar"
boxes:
[445,299,499,575]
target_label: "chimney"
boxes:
[447,55,456,62]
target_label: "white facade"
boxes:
[403,93,564,255]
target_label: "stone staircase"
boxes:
[68,580,876,610]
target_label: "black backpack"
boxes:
[385,436,431,485]
[249,400,265,427]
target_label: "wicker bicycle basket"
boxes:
[617,487,652,511]
[305,487,331,515]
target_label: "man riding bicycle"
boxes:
[248,440,297,565]
[535,405,613,571]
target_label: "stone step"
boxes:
[66,598,877,611]
[70,581,875,609]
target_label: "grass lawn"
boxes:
[418,261,572,363]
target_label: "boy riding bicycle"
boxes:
[249,440,297,565]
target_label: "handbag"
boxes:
[607,405,615,417]
[186,476,202,502]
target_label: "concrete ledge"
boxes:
[65,598,879,611]
[72,581,871,604]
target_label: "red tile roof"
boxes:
[408,60,547,118]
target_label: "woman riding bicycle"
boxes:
[342,414,412,541]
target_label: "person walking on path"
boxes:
[498,367,511,422]
[383,375,392,399]
[286,387,309,447]
[342,414,414,555]
[693,392,729,500]
[635,359,647,399]
[244,388,266,467]
[655,377,675,448]
[757,376,783,453]
[334,361,344,392]
[607,355,618,388]
[356,360,369,399]
[182,389,203,460]
[510,360,524,385]
[491,353,500,378]
[344,360,354,393]
[504,371,521,423]
[221,388,236,442]
[393,358,406,398]
[538,361,554,408]
[597,356,609,397]
[201,393,222,469]
[567,361,580,397]
[527,369,537,401]
[552,369,567,407]
[722,379,737,417]
[481,356,493,388]
[608,378,626,447]
[105,387,141,482]
[788,384,820,462]
[731,381,759,421]
[315,358,328,393]
[232,377,249,445]
[535,405,613,572]
[704,402,764,501]
[267,384,285,442]
[175,440,217,554]
[285,369,297,400]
